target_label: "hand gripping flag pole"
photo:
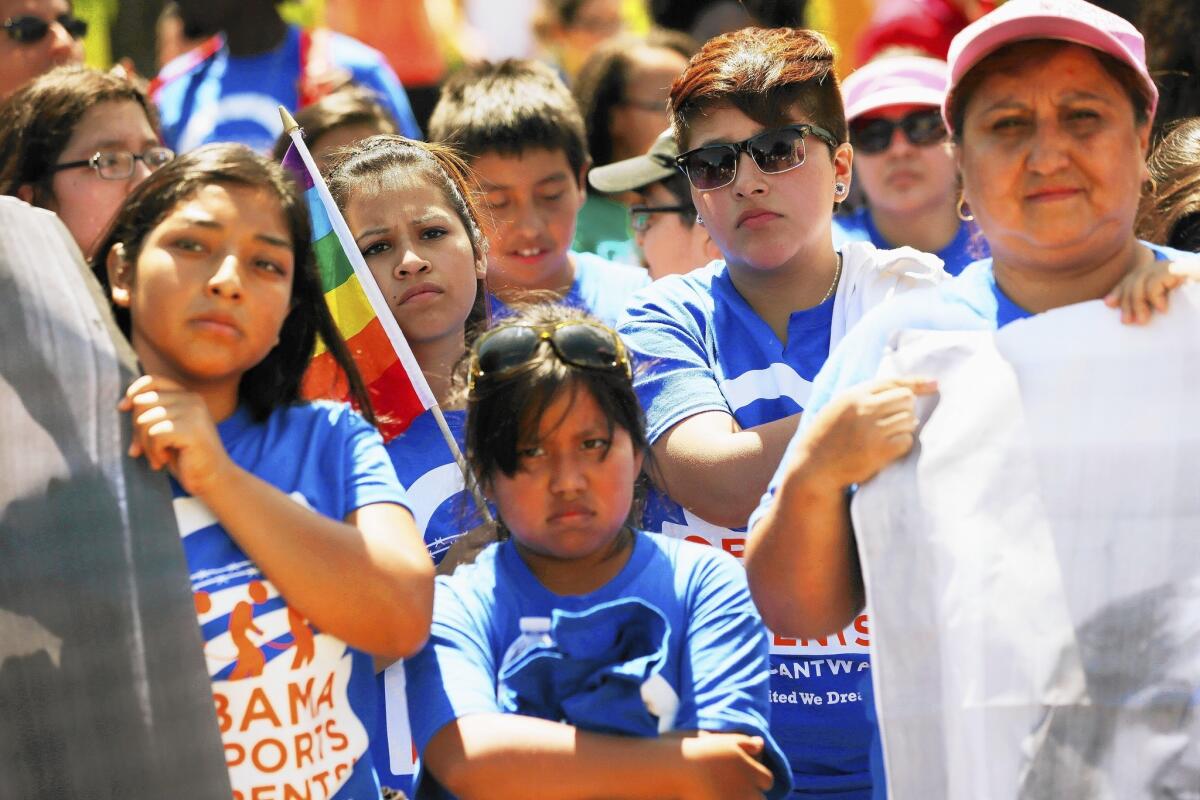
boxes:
[279,107,493,525]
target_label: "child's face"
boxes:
[471,148,586,293]
[490,384,642,566]
[110,183,294,398]
[686,103,852,276]
[345,170,483,349]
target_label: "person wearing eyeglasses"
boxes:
[615,27,947,799]
[588,129,720,280]
[0,0,84,99]
[835,55,987,276]
[0,65,172,259]
[571,30,696,264]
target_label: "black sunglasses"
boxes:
[674,123,840,192]
[849,109,946,155]
[469,322,632,394]
[3,14,88,44]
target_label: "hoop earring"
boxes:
[834,182,846,197]
[956,195,974,222]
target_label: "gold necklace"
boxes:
[819,252,843,304]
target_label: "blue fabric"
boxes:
[617,257,877,798]
[497,598,671,737]
[374,408,485,793]
[488,250,650,327]
[832,206,986,277]
[403,532,792,799]
[173,401,408,800]
[156,25,420,154]
[383,409,482,565]
[748,241,1192,800]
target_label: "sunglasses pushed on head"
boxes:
[468,321,632,395]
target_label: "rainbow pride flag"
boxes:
[281,128,435,441]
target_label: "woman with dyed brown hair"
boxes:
[616,26,948,798]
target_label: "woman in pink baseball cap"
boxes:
[836,55,986,275]
[747,0,1199,793]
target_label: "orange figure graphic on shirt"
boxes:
[288,607,315,669]
[194,590,212,615]
[229,580,268,680]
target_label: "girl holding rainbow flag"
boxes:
[324,134,496,793]
[92,142,435,799]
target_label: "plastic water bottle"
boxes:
[500,617,554,670]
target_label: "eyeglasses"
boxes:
[3,14,88,44]
[49,147,175,181]
[469,321,632,393]
[849,109,946,155]
[674,123,840,191]
[630,204,692,233]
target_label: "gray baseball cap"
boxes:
[587,129,679,194]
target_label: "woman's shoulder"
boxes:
[267,400,376,436]
[240,402,387,472]
[619,261,725,326]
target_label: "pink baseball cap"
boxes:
[842,56,949,122]
[944,0,1158,133]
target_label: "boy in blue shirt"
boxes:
[427,59,649,326]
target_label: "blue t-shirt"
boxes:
[832,206,986,277]
[617,258,877,798]
[748,242,1194,799]
[155,25,420,154]
[374,408,484,792]
[173,401,410,800]
[403,532,793,800]
[489,250,650,327]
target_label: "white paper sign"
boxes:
[852,287,1200,799]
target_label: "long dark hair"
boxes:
[91,143,375,424]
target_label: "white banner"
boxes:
[852,286,1200,799]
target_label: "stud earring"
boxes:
[696,214,704,226]
[834,182,846,197]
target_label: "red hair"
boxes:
[667,27,847,150]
